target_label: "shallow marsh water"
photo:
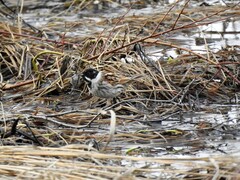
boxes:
[18,0,240,67]
[3,0,240,152]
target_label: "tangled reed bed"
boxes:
[0,0,240,179]
[0,145,239,179]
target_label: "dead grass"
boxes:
[0,0,240,179]
[0,145,239,179]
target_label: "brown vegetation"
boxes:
[0,0,240,179]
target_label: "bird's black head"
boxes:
[82,68,102,84]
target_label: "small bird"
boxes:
[82,68,125,99]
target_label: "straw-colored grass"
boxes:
[0,145,239,179]
[0,0,240,179]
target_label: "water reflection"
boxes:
[194,19,240,49]
[8,0,240,54]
